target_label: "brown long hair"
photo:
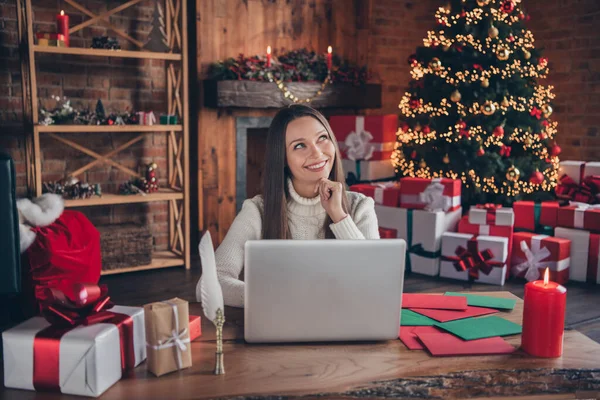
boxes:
[261,104,349,239]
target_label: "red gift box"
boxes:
[556,203,600,232]
[350,182,401,207]
[379,227,398,239]
[399,177,461,212]
[189,315,202,341]
[457,215,513,277]
[513,201,561,231]
[330,115,397,161]
[511,232,570,285]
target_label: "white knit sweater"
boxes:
[215,179,380,308]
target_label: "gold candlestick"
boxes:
[214,308,225,375]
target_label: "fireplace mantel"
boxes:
[204,80,382,109]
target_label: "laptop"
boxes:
[244,239,406,343]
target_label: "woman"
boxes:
[213,104,379,307]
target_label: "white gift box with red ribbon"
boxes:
[554,226,600,284]
[468,205,514,227]
[399,177,461,212]
[559,160,600,184]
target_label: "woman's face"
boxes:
[285,116,336,184]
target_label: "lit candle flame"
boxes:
[60,10,65,16]
[327,46,332,54]
[267,46,271,55]
[543,267,549,286]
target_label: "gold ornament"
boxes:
[443,154,450,164]
[496,46,510,61]
[523,49,531,60]
[429,57,442,71]
[419,159,427,169]
[450,89,462,102]
[542,104,553,117]
[488,26,499,39]
[501,97,510,108]
[481,101,497,116]
[477,0,490,5]
[524,137,533,146]
[481,78,490,88]
[506,166,520,182]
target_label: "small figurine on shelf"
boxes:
[91,36,121,50]
[146,163,159,193]
[42,181,65,195]
[43,177,101,200]
[119,180,147,196]
[36,33,66,47]
[137,111,156,125]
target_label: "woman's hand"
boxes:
[314,178,347,223]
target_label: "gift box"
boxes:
[145,298,192,377]
[468,204,514,227]
[511,232,571,285]
[556,202,600,232]
[189,315,202,341]
[350,182,401,207]
[160,115,178,125]
[513,201,561,232]
[554,227,600,284]
[457,216,513,274]
[440,232,509,285]
[559,161,600,184]
[36,32,66,47]
[2,304,146,397]
[375,205,462,275]
[399,177,461,212]
[342,159,396,182]
[137,111,156,125]
[330,115,398,161]
[379,227,397,238]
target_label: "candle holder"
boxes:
[521,268,567,358]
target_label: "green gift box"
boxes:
[160,115,178,125]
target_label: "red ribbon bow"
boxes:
[443,239,501,280]
[556,174,600,204]
[33,283,136,393]
[530,107,542,119]
[499,145,511,157]
[475,203,502,224]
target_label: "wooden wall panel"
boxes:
[196,0,368,245]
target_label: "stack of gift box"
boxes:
[351,176,462,277]
[330,115,398,182]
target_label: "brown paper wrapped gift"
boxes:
[144,298,192,376]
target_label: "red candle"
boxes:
[327,46,332,71]
[56,10,69,47]
[521,268,567,358]
[266,46,272,68]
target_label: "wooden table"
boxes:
[2,292,600,400]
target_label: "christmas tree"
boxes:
[393,0,561,205]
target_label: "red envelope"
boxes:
[409,306,499,322]
[398,326,443,350]
[402,294,467,310]
[417,332,516,356]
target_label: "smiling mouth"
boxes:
[305,160,328,170]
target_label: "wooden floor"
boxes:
[100,259,600,344]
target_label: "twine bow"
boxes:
[512,239,551,282]
[147,301,190,369]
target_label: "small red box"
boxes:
[513,201,561,231]
[350,182,401,207]
[399,177,461,212]
[379,227,397,238]
[329,115,398,161]
[511,232,571,285]
[189,315,202,341]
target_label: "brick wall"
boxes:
[0,0,170,250]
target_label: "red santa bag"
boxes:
[26,210,101,304]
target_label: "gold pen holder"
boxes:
[214,308,225,375]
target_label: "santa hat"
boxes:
[18,193,64,253]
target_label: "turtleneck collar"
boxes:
[286,178,326,216]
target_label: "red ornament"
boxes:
[477,147,485,157]
[457,120,467,130]
[529,170,544,184]
[411,150,418,159]
[500,145,512,157]
[493,126,505,137]
[518,11,526,20]
[539,132,547,140]
[459,129,470,138]
[422,125,431,134]
[541,120,550,127]
[460,11,466,18]
[525,14,531,21]
[501,0,515,13]
[550,144,562,157]
[473,63,483,70]
[401,122,410,131]
[409,99,420,109]
[507,35,515,42]
[539,57,548,67]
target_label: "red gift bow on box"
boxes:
[556,175,600,204]
[34,283,136,392]
[475,203,502,224]
[443,238,503,280]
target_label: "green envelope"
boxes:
[445,292,516,310]
[400,309,437,326]
[435,315,522,340]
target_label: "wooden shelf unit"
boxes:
[16,0,191,273]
